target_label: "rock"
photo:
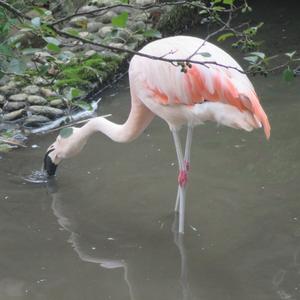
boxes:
[3,101,26,111]
[0,75,10,86]
[78,5,98,13]
[22,85,40,94]
[0,107,2,114]
[115,28,131,42]
[0,82,18,96]
[27,95,48,105]
[87,22,102,33]
[49,99,65,108]
[84,50,97,57]
[40,87,57,98]
[69,16,88,28]
[33,77,48,86]
[95,11,117,24]
[34,51,52,63]
[108,42,124,49]
[23,115,50,127]
[136,0,155,5]
[29,106,64,118]
[112,6,134,15]
[9,93,28,102]
[134,13,148,22]
[0,95,5,105]
[129,20,146,32]
[98,25,114,38]
[3,109,25,121]
[79,31,90,38]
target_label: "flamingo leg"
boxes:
[175,126,193,213]
[172,128,191,233]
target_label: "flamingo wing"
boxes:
[130,36,270,138]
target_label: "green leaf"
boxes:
[250,51,266,59]
[217,32,234,42]
[32,7,46,16]
[65,28,80,36]
[283,67,294,82]
[213,6,225,11]
[73,100,93,111]
[142,29,162,38]
[46,43,60,53]
[0,44,12,56]
[199,52,211,57]
[43,36,60,46]
[244,56,259,63]
[223,0,234,4]
[285,51,296,59]
[112,12,128,28]
[71,88,81,98]
[31,17,41,28]
[59,127,74,139]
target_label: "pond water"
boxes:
[0,69,300,300]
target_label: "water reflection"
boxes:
[47,180,191,300]
[272,248,300,300]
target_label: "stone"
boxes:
[134,13,148,22]
[22,85,40,94]
[3,101,26,112]
[0,75,10,86]
[33,77,48,86]
[78,5,98,13]
[0,95,5,105]
[34,51,52,63]
[29,106,64,118]
[136,0,155,5]
[3,109,25,121]
[95,11,117,24]
[87,22,102,33]
[69,16,88,28]
[129,20,146,32]
[116,28,131,42]
[108,42,124,49]
[84,50,97,57]
[49,99,65,108]
[40,87,57,98]
[98,25,114,38]
[0,82,18,96]
[27,95,48,105]
[24,115,50,127]
[9,93,28,102]
[79,31,90,38]
[0,107,2,114]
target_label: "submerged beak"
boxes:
[43,148,58,176]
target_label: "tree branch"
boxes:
[51,25,245,74]
[0,0,30,20]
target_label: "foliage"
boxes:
[0,0,299,85]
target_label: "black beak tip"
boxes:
[43,149,57,177]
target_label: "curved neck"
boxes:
[81,100,154,143]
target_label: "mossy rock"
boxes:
[54,53,122,89]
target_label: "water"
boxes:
[0,72,299,299]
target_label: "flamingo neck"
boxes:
[81,102,154,143]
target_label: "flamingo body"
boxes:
[130,36,270,136]
[44,36,270,233]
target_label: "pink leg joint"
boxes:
[178,170,188,187]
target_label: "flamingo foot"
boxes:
[178,170,188,187]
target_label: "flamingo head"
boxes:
[43,147,61,176]
[43,127,88,177]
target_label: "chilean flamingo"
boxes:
[44,36,270,233]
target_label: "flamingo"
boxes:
[44,36,270,233]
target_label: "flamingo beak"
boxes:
[43,148,58,176]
